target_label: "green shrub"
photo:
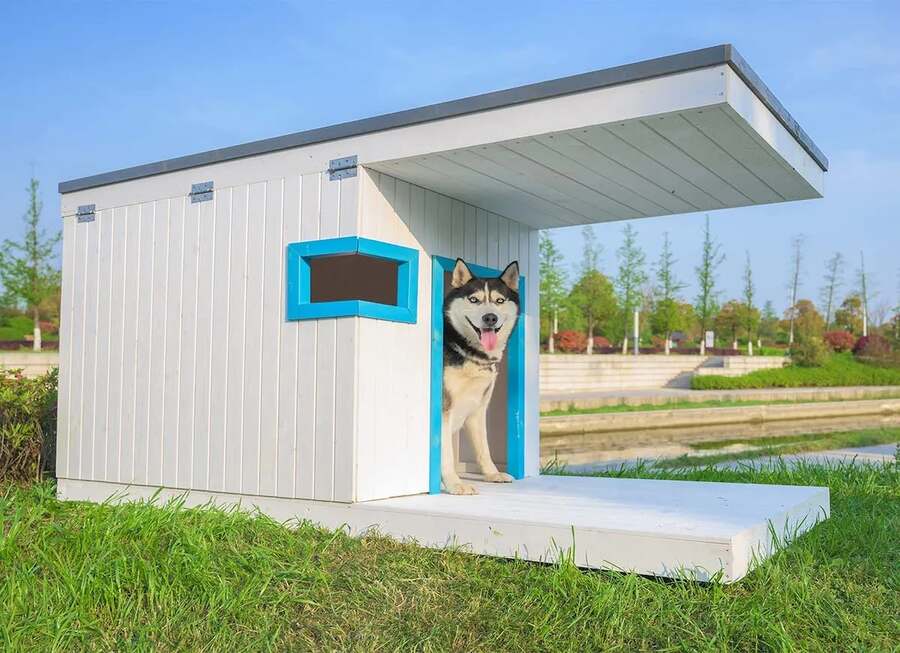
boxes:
[0,368,58,483]
[691,352,900,389]
[789,336,829,367]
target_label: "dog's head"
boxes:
[444,259,520,356]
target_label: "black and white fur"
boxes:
[442,259,520,495]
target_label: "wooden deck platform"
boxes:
[58,474,829,583]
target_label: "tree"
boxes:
[835,294,864,335]
[694,215,725,354]
[539,231,567,352]
[786,235,806,346]
[741,252,759,354]
[579,225,601,276]
[820,252,844,329]
[615,224,647,354]
[791,299,825,339]
[0,178,61,351]
[651,232,686,354]
[568,270,617,354]
[856,251,874,337]
[758,300,779,344]
[714,300,746,350]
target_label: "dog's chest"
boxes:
[444,361,495,412]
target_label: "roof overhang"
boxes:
[60,44,825,229]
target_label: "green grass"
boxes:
[540,394,900,417]
[692,352,900,390]
[2,460,898,651]
[653,427,900,469]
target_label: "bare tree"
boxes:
[786,235,805,346]
[694,216,725,355]
[857,251,874,337]
[820,252,844,329]
[742,252,759,355]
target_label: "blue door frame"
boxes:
[429,256,526,494]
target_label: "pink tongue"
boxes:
[480,329,498,351]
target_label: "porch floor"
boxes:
[58,474,829,583]
[362,475,829,582]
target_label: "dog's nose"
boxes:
[482,313,498,328]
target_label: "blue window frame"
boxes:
[429,256,526,494]
[286,237,419,323]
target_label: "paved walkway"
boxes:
[541,385,900,410]
[566,443,898,474]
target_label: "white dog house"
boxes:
[56,45,829,582]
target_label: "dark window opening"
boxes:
[309,253,399,305]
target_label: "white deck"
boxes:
[58,474,829,583]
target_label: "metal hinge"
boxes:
[76,204,96,223]
[190,181,214,203]
[328,155,357,181]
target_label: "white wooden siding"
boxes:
[355,169,539,501]
[57,172,360,503]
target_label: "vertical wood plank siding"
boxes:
[58,172,359,502]
[58,165,538,504]
[355,169,538,501]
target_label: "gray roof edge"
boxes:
[59,44,826,195]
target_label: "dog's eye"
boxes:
[467,296,479,304]
[495,298,505,304]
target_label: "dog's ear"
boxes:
[499,260,519,291]
[451,258,473,288]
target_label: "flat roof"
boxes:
[59,44,827,194]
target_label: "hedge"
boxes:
[691,353,900,389]
[0,368,58,483]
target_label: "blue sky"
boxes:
[2,1,898,317]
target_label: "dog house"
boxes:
[56,45,829,582]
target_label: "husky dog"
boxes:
[442,259,520,495]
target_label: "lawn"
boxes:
[692,352,900,389]
[2,460,897,651]
[540,394,900,417]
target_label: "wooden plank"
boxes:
[575,126,724,211]
[409,184,426,248]
[451,200,465,256]
[78,213,100,479]
[649,112,782,204]
[276,174,301,498]
[684,107,810,201]
[333,319,356,502]
[475,208,488,267]
[463,204,477,262]
[605,120,751,208]
[405,155,576,228]
[91,210,112,480]
[161,198,185,487]
[190,196,216,489]
[176,200,200,489]
[223,185,248,493]
[131,202,155,485]
[240,182,267,495]
[145,199,171,484]
[145,200,169,486]
[339,175,359,237]
[482,143,637,219]
[497,216,510,268]
[313,321,336,501]
[118,203,142,483]
[258,178,284,497]
[105,207,127,481]
[528,133,692,214]
[207,189,232,491]
[295,172,321,498]
[56,215,76,479]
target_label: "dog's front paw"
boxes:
[446,482,478,495]
[484,472,514,483]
